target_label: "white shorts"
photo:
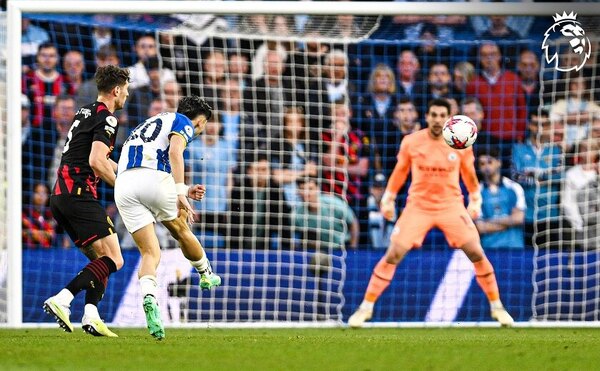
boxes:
[114,168,178,233]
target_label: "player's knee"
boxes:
[386,241,410,264]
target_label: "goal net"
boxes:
[0,11,7,324]
[532,16,600,321]
[3,2,600,327]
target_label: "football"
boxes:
[442,115,478,149]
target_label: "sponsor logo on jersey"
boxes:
[77,108,91,118]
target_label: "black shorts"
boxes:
[50,194,115,248]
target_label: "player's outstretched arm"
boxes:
[89,141,117,187]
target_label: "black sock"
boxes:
[85,277,107,306]
[65,256,117,297]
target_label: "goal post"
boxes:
[3,1,600,327]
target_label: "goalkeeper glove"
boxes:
[380,191,397,221]
[467,191,482,220]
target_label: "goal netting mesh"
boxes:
[532,16,600,321]
[0,11,7,324]
[4,5,600,326]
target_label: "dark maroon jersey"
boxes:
[52,102,118,198]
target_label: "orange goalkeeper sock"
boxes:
[364,258,397,303]
[473,257,500,302]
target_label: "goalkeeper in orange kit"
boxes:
[348,98,513,327]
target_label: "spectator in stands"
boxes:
[392,12,466,41]
[561,139,600,250]
[415,23,452,69]
[593,115,600,140]
[47,95,76,189]
[367,172,395,249]
[298,30,330,79]
[383,98,420,180]
[126,56,167,126]
[62,50,85,96]
[308,49,353,140]
[466,42,527,145]
[147,98,167,117]
[227,51,251,90]
[158,32,199,92]
[461,97,498,155]
[238,14,269,35]
[396,50,425,114]
[476,147,526,249]
[322,102,370,245]
[329,14,362,39]
[392,98,421,137]
[271,106,318,208]
[478,16,524,69]
[446,97,459,117]
[322,49,352,104]
[481,16,520,40]
[219,79,246,150]
[23,43,67,129]
[162,79,181,112]
[21,94,31,145]
[426,63,453,103]
[228,151,292,249]
[244,49,303,136]
[22,182,56,249]
[294,176,359,250]
[511,110,563,248]
[471,11,534,39]
[188,113,236,215]
[252,41,288,82]
[198,50,227,108]
[22,42,68,187]
[21,18,50,73]
[550,74,600,148]
[517,50,541,118]
[90,15,114,51]
[127,34,175,90]
[452,61,475,103]
[357,63,398,176]
[75,45,119,108]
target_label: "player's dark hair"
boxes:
[427,98,451,115]
[95,65,130,94]
[177,95,212,121]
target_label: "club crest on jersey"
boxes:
[448,152,458,162]
[106,116,118,127]
[184,126,193,138]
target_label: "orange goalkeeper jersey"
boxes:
[389,129,479,210]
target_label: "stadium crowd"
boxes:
[20,11,600,251]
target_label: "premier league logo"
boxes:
[542,12,591,72]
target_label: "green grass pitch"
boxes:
[2,328,600,370]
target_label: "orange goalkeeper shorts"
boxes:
[390,202,480,249]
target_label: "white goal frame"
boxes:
[5,0,600,327]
